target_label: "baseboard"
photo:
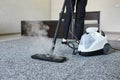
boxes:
[104,31,120,34]
[0,32,21,42]
[0,32,21,36]
[104,31,120,40]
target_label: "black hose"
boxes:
[67,41,78,49]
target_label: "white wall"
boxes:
[51,0,120,32]
[1,0,120,34]
[51,0,64,20]
[0,0,51,34]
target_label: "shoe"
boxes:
[76,40,80,44]
[61,38,67,44]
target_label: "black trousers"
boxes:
[63,0,88,40]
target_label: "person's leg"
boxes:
[74,0,87,40]
[62,0,75,43]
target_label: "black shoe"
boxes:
[61,38,67,44]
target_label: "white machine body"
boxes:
[78,27,108,52]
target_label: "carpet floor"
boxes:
[0,36,120,80]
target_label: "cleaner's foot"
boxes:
[61,38,67,44]
[75,40,80,44]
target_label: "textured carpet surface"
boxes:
[0,36,120,80]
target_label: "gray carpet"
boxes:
[0,36,120,80]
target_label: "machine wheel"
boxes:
[103,43,111,54]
